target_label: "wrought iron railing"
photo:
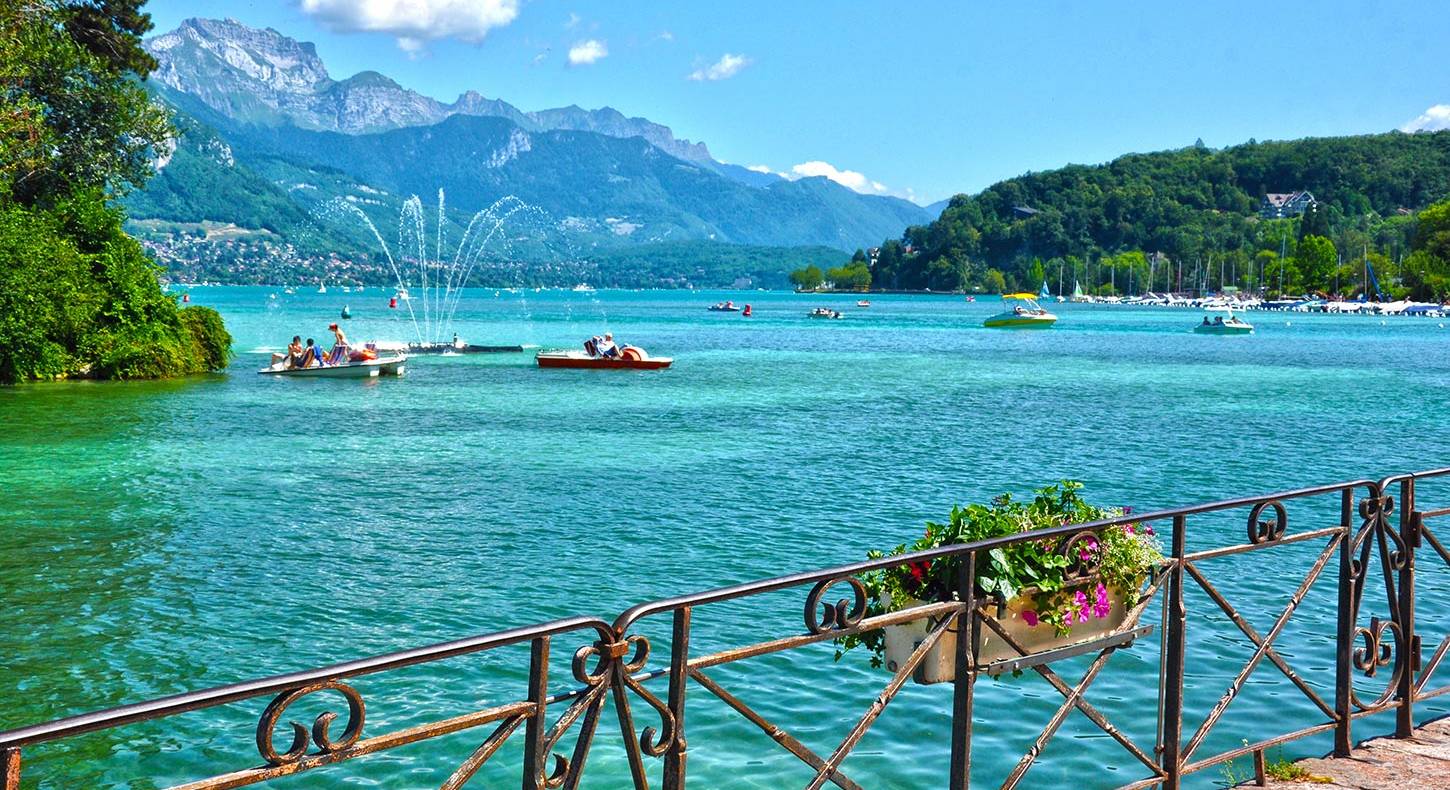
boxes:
[4,467,1450,788]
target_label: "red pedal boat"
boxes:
[536,349,673,370]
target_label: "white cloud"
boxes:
[656,31,674,42]
[790,160,892,195]
[300,0,519,51]
[1403,104,1450,132]
[746,164,773,173]
[567,39,608,66]
[565,12,581,29]
[688,53,751,81]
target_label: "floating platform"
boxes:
[405,343,526,355]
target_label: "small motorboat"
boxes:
[708,301,741,312]
[259,353,407,378]
[536,348,672,370]
[856,300,871,308]
[1193,310,1254,335]
[983,294,1057,329]
[808,307,844,319]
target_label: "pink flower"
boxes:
[1123,506,1134,515]
[1077,536,1100,563]
[1093,583,1111,618]
[1073,590,1090,623]
[1145,525,1155,536]
[1124,524,1135,535]
[1022,609,1039,627]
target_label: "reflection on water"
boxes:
[3,288,1449,787]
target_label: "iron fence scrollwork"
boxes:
[3,467,1450,789]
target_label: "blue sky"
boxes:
[145,1,1450,205]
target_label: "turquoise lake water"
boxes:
[3,287,1450,788]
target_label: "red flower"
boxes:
[908,561,929,582]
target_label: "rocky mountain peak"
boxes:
[152,18,332,95]
[146,18,719,166]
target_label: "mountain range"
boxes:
[128,19,931,286]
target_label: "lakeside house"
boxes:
[1258,191,1317,219]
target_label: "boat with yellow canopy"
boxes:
[983,293,1058,329]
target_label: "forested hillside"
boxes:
[861,132,1450,299]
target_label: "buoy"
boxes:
[182,293,190,303]
[743,304,752,317]
[388,297,398,309]
[341,305,352,319]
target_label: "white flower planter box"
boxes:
[882,585,1133,684]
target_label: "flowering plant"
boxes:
[836,482,1163,666]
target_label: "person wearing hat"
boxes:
[596,332,619,358]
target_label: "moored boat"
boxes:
[984,293,1057,328]
[808,307,844,319]
[708,301,741,312]
[536,349,672,370]
[857,300,871,308]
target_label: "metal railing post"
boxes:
[1396,479,1417,738]
[949,551,977,790]
[521,636,550,790]
[1160,515,1188,789]
[1334,488,1355,756]
[663,607,692,790]
[3,747,19,790]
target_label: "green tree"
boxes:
[1401,200,1450,300]
[871,240,905,289]
[826,262,872,291]
[982,268,1007,294]
[1416,199,1450,261]
[1294,235,1337,293]
[1298,202,1331,241]
[0,0,229,383]
[1027,258,1046,292]
[2,1,170,205]
[789,264,824,291]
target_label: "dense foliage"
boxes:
[0,0,229,384]
[837,483,1163,667]
[830,132,1450,297]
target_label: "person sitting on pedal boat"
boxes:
[597,333,620,358]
